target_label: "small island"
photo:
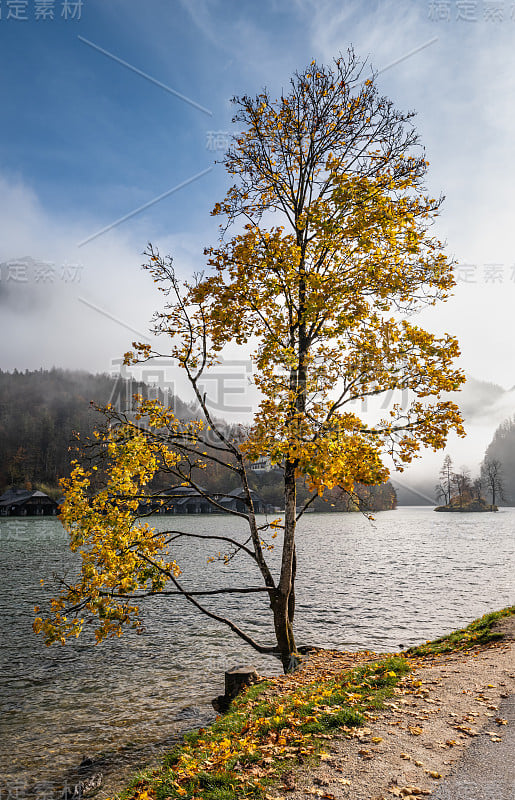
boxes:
[434,454,503,511]
[435,497,498,512]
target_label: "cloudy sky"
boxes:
[1,0,514,485]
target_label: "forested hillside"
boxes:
[0,369,194,492]
[0,369,396,511]
[484,416,515,504]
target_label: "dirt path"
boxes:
[283,630,514,800]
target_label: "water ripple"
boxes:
[0,507,513,787]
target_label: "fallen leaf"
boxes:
[408,726,423,736]
[453,725,479,736]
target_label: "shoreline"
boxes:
[9,611,513,800]
[96,610,514,800]
[285,635,515,800]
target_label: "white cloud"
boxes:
[0,172,193,375]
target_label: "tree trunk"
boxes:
[288,546,296,624]
[275,255,307,673]
[274,459,299,672]
[272,592,297,672]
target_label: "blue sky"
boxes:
[0,0,332,232]
[1,0,513,259]
[1,0,514,477]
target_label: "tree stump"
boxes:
[225,665,259,698]
[212,665,259,713]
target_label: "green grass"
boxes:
[407,605,514,656]
[121,655,409,800]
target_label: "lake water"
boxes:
[1,507,513,793]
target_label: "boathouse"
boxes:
[0,487,59,516]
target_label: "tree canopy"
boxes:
[35,50,465,671]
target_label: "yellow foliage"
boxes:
[34,401,186,646]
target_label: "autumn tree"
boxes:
[34,50,464,671]
[451,465,472,508]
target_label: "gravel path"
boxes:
[431,694,514,800]
[282,630,514,800]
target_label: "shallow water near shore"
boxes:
[1,507,514,793]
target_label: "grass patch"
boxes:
[407,605,515,656]
[121,655,409,800]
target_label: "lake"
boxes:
[1,507,513,793]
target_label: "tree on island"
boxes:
[451,466,472,509]
[34,50,464,672]
[434,456,503,511]
[435,453,454,505]
[481,458,505,507]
